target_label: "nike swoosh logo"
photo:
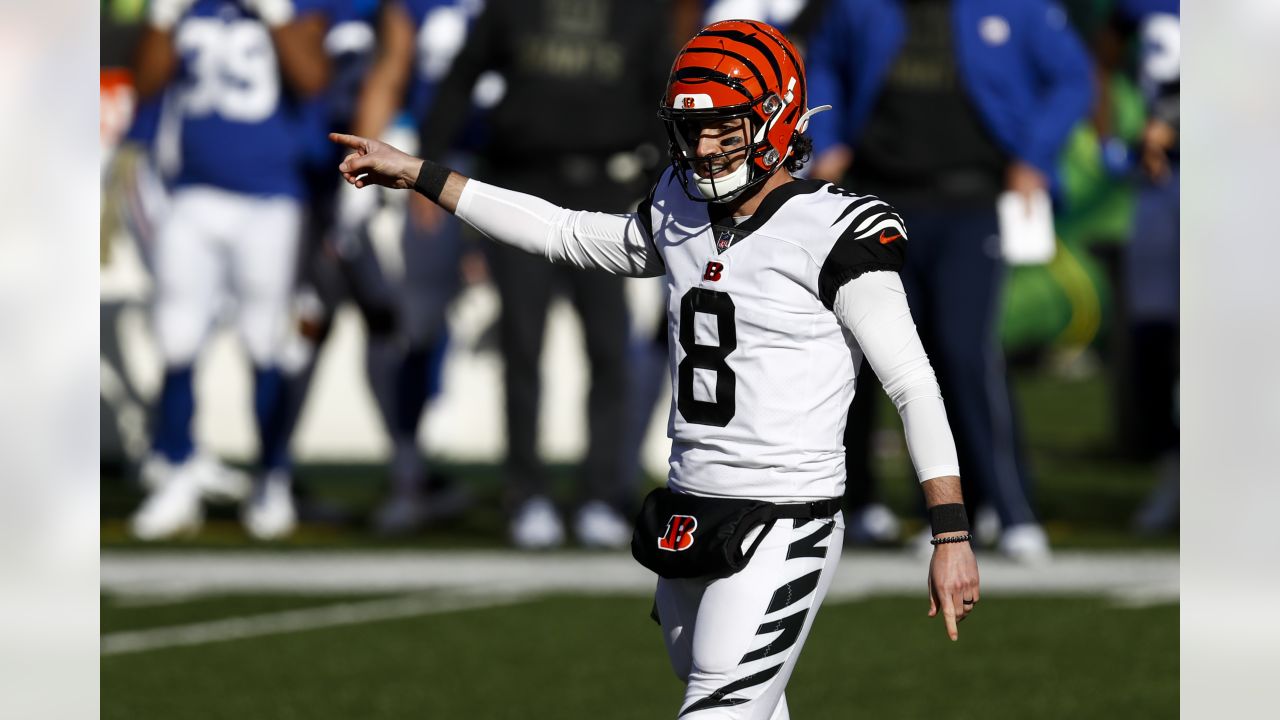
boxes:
[878,230,901,244]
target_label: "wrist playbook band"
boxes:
[413,159,452,203]
[928,503,970,536]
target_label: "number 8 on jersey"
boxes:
[678,288,737,427]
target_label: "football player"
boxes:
[331,20,979,718]
[128,0,332,540]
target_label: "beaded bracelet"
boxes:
[929,534,973,546]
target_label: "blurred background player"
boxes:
[103,88,257,506]
[128,0,333,540]
[1093,0,1179,534]
[806,0,1094,561]
[330,0,491,534]
[420,0,672,549]
[270,0,402,532]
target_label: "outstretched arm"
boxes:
[833,272,981,641]
[331,133,665,277]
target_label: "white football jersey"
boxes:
[640,169,908,502]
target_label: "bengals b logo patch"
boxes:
[658,515,697,551]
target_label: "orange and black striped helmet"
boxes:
[658,19,828,202]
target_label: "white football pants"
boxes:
[656,512,845,719]
[153,186,301,367]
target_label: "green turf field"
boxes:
[102,592,1177,719]
[101,367,1178,717]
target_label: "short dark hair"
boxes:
[785,133,814,172]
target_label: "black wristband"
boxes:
[928,503,970,536]
[413,158,451,203]
[930,533,973,546]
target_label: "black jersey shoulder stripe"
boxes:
[818,209,908,310]
[846,210,905,241]
[698,29,783,90]
[830,196,887,228]
[679,47,767,94]
[842,208,902,242]
[674,66,753,100]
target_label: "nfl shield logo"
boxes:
[717,230,733,250]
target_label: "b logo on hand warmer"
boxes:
[658,515,698,551]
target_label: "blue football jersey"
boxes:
[321,0,379,129]
[297,0,379,171]
[399,0,482,119]
[1116,0,1180,103]
[702,0,808,32]
[171,0,333,198]
[125,96,164,145]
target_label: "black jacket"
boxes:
[421,0,671,166]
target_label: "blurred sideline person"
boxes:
[1094,0,1179,534]
[343,0,488,533]
[331,19,980,718]
[272,0,480,535]
[419,0,671,549]
[271,0,387,531]
[807,0,1094,562]
[128,0,332,541]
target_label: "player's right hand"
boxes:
[330,133,422,192]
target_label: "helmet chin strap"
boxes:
[693,160,752,201]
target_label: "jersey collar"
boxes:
[707,178,826,254]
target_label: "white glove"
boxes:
[147,0,199,30]
[240,0,296,27]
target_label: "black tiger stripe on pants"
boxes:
[655,514,845,719]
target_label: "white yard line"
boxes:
[101,592,529,657]
[102,549,1178,600]
[101,550,1177,656]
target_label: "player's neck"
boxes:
[720,169,794,219]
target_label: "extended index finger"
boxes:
[329,132,368,152]
[942,596,959,642]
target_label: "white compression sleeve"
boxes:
[454,179,665,278]
[833,272,961,482]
